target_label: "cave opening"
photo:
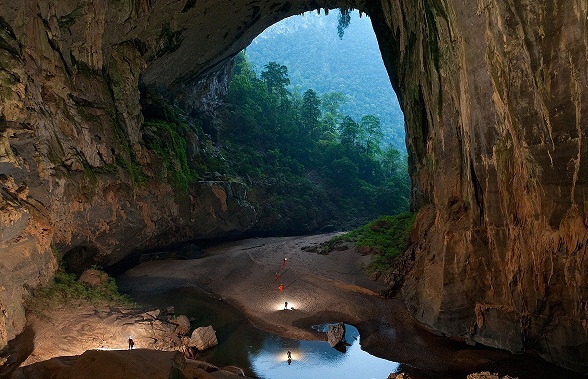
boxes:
[174,8,412,237]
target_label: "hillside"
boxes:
[245,10,406,152]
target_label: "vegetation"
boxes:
[245,10,405,151]
[338,212,415,273]
[222,52,410,227]
[139,97,226,194]
[25,269,133,318]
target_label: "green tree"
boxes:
[301,89,322,138]
[320,91,347,134]
[360,115,383,158]
[261,61,290,98]
[320,91,348,119]
[339,115,360,149]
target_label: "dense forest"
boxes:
[245,10,405,152]
[217,52,410,233]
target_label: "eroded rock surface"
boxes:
[0,0,587,374]
[368,1,588,373]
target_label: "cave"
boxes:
[0,0,587,375]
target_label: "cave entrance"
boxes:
[218,9,410,235]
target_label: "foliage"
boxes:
[143,119,196,191]
[139,98,226,193]
[337,8,352,39]
[25,270,133,318]
[245,10,405,152]
[223,52,410,225]
[340,212,415,272]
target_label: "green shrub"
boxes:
[25,270,134,318]
[339,212,415,273]
[143,119,196,191]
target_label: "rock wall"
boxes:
[0,0,587,373]
[0,0,262,348]
[367,0,588,373]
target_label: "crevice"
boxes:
[181,0,197,13]
[470,160,484,224]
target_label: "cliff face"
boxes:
[0,0,586,373]
[368,0,588,372]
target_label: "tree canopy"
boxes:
[223,52,410,226]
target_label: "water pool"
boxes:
[128,286,399,378]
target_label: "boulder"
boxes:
[326,322,346,347]
[78,269,109,287]
[188,326,218,351]
[169,315,191,335]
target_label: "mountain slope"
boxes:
[245,10,405,151]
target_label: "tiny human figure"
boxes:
[284,301,288,309]
[288,358,292,365]
[280,258,287,270]
[275,272,279,281]
[279,284,283,292]
[287,350,292,359]
[128,336,134,350]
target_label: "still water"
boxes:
[127,286,399,379]
[248,324,399,379]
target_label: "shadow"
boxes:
[0,325,35,378]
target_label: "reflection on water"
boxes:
[249,324,400,379]
[125,286,399,379]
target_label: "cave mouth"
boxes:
[223,9,410,233]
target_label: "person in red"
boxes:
[275,272,279,281]
[279,283,283,292]
[280,258,287,270]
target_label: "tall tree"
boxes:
[339,115,360,149]
[360,115,383,157]
[261,62,290,98]
[300,89,322,138]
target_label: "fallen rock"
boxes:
[188,325,218,351]
[11,349,253,379]
[12,350,184,379]
[169,315,191,335]
[141,309,161,320]
[222,365,246,376]
[78,269,109,287]
[327,322,346,347]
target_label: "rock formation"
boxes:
[12,349,252,379]
[0,0,587,374]
[187,325,218,352]
[326,322,346,347]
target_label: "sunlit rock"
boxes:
[327,322,346,348]
[188,325,218,351]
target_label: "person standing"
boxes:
[279,283,283,292]
[128,336,134,350]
